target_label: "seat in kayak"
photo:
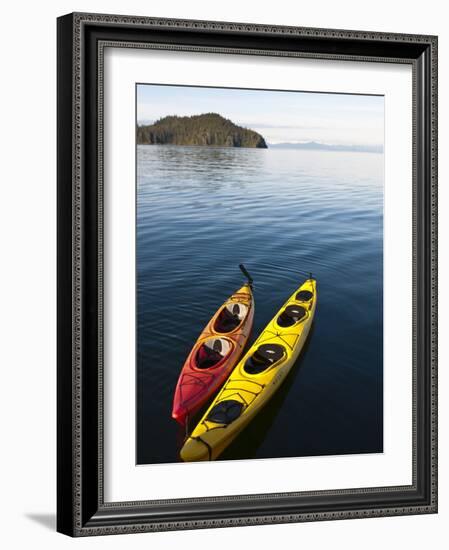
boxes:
[277,304,306,327]
[206,399,244,425]
[214,303,248,333]
[195,338,232,369]
[296,290,314,302]
[244,343,285,374]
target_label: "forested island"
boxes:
[136,113,267,148]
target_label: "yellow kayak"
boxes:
[180,278,317,461]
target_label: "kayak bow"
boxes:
[180,278,317,461]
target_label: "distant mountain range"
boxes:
[137,113,267,148]
[269,141,383,153]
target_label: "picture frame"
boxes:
[57,12,438,536]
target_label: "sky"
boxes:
[137,84,384,147]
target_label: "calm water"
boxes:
[136,144,383,464]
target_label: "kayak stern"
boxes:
[180,437,211,462]
[171,404,189,426]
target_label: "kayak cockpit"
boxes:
[214,302,249,333]
[296,289,314,310]
[277,305,307,327]
[244,343,285,374]
[206,399,244,425]
[296,290,314,302]
[195,338,232,369]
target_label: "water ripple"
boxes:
[136,145,383,464]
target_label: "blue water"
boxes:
[136,144,383,464]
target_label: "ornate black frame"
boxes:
[57,12,438,536]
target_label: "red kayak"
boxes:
[172,267,254,426]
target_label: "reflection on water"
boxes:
[136,145,383,464]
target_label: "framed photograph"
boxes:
[57,12,438,536]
